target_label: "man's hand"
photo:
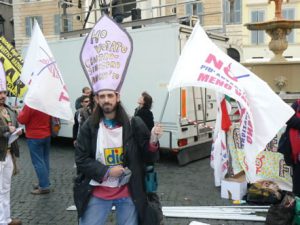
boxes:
[109,165,125,177]
[8,126,16,133]
[16,129,22,136]
[150,123,163,143]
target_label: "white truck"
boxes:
[17,21,228,165]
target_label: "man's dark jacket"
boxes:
[74,116,159,224]
[0,104,20,161]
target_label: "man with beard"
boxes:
[74,90,162,225]
[0,90,22,225]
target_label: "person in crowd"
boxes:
[286,99,300,196]
[75,87,92,110]
[74,90,162,225]
[0,90,22,225]
[17,105,51,195]
[134,92,154,131]
[73,95,92,146]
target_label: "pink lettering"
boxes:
[224,83,232,90]
[205,54,223,70]
[223,63,238,82]
[208,76,216,84]
[198,73,209,82]
[216,79,224,87]
[235,88,241,96]
[59,92,69,102]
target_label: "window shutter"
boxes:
[196,2,203,15]
[197,2,203,23]
[234,0,241,24]
[54,15,61,34]
[36,16,43,31]
[257,11,264,22]
[67,15,73,32]
[283,9,295,43]
[185,3,192,16]
[25,17,31,37]
[224,0,230,24]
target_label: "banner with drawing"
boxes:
[80,14,133,93]
[227,123,292,191]
[0,37,27,97]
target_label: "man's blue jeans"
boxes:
[27,137,51,189]
[80,196,138,225]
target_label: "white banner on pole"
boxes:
[22,21,73,122]
[168,22,294,181]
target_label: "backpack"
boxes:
[265,192,295,225]
[51,117,61,137]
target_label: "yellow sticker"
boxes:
[104,147,123,165]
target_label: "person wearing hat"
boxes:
[0,62,22,225]
[75,89,162,225]
[75,15,163,224]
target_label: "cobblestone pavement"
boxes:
[10,138,266,225]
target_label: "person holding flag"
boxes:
[16,20,73,194]
[74,15,163,225]
[0,62,22,225]
[17,105,51,195]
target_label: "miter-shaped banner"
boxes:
[80,14,133,93]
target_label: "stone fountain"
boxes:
[245,0,300,62]
[243,0,300,100]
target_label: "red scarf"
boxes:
[290,100,300,163]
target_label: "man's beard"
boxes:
[102,103,117,114]
[0,98,5,105]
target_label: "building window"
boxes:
[186,2,203,23]
[0,15,4,36]
[25,16,43,37]
[282,8,295,43]
[54,14,73,34]
[251,10,265,45]
[227,48,240,62]
[224,0,242,24]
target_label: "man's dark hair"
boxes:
[80,95,90,103]
[82,87,90,93]
[91,101,129,126]
[142,92,152,110]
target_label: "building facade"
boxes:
[13,0,85,50]
[13,0,224,50]
[12,0,300,61]
[0,0,14,44]
[242,0,300,61]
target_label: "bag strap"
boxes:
[297,100,300,113]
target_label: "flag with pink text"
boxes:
[168,21,294,182]
[22,21,73,122]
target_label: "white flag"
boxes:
[23,21,73,122]
[168,22,294,182]
[210,93,229,186]
[0,61,6,91]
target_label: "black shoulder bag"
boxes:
[278,129,293,166]
[131,116,163,225]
